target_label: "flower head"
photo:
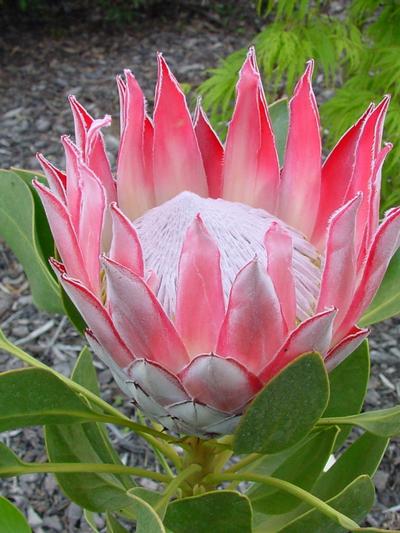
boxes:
[34,49,400,437]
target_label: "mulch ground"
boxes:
[0,2,399,531]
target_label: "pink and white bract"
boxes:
[34,49,400,437]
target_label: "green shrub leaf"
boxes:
[164,491,252,533]
[0,367,112,432]
[45,348,135,512]
[324,340,370,447]
[0,169,62,313]
[126,492,165,533]
[247,427,338,514]
[321,405,400,437]
[313,432,388,501]
[0,497,31,533]
[234,352,330,454]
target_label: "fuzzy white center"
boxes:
[134,191,321,321]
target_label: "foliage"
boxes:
[1,335,399,531]
[199,0,400,211]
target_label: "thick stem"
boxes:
[154,464,202,513]
[224,453,261,473]
[203,472,360,531]
[179,438,233,496]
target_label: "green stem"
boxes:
[154,464,202,513]
[0,462,171,483]
[203,472,360,531]
[138,410,180,474]
[317,416,361,428]
[224,453,261,473]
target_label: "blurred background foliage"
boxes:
[2,0,399,210]
[199,0,400,212]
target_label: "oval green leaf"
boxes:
[234,353,330,454]
[164,491,252,533]
[0,169,62,313]
[276,476,375,533]
[325,340,370,448]
[0,497,31,533]
[313,431,388,501]
[0,367,111,432]
[126,492,165,533]
[322,405,400,437]
[248,427,338,514]
[45,349,134,512]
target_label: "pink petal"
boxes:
[259,308,337,383]
[346,97,390,259]
[335,207,400,340]
[180,354,262,412]
[216,258,285,374]
[368,143,393,244]
[68,94,93,151]
[69,96,115,205]
[312,104,372,247]
[109,202,144,276]
[278,61,321,238]
[85,116,116,204]
[153,54,208,204]
[36,153,66,201]
[143,116,154,186]
[127,359,189,406]
[78,167,106,296]
[32,180,90,288]
[102,256,190,373]
[325,326,369,371]
[222,48,280,211]
[86,330,135,396]
[175,214,225,355]
[317,195,361,329]
[264,222,296,331]
[194,102,224,198]
[51,259,134,367]
[61,135,82,232]
[116,70,155,220]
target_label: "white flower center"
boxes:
[134,191,321,321]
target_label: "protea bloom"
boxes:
[34,48,400,437]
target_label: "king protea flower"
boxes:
[34,48,400,437]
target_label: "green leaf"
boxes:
[72,347,101,396]
[360,249,400,326]
[106,514,130,533]
[275,476,375,533]
[0,497,31,533]
[314,432,388,501]
[84,510,100,532]
[164,491,252,533]
[268,98,289,165]
[126,492,165,533]
[324,341,370,447]
[0,367,112,432]
[322,405,400,437]
[0,169,62,313]
[234,353,330,454]
[45,349,135,512]
[0,442,25,470]
[248,427,339,514]
[10,167,55,262]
